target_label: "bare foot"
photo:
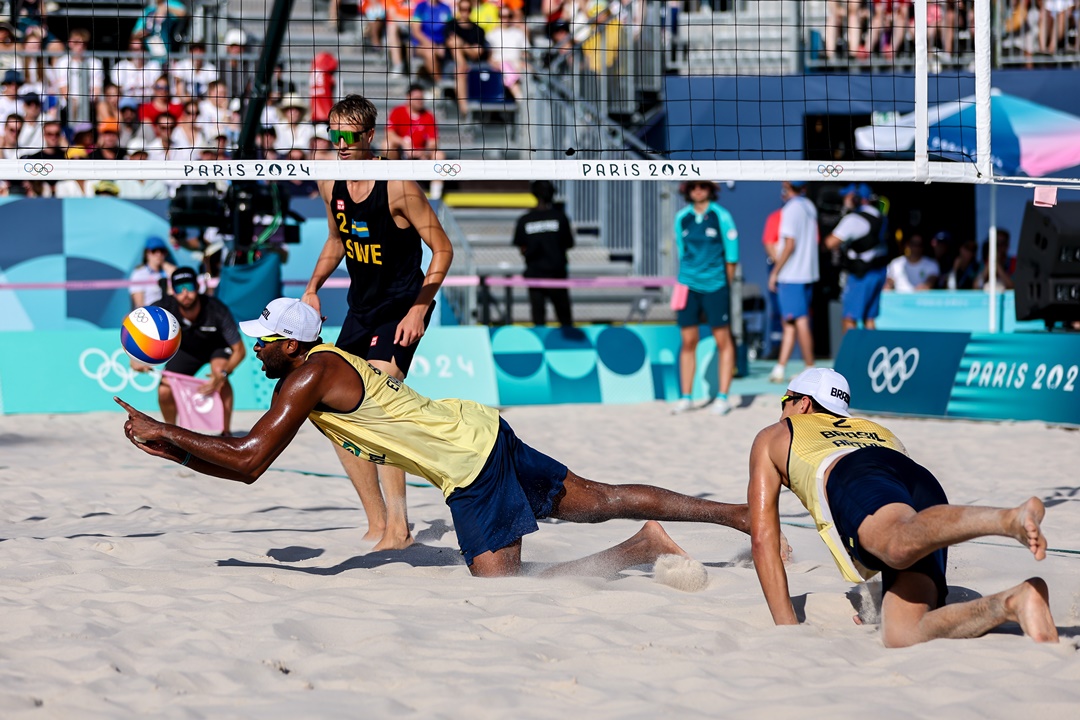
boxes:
[361,526,384,543]
[1004,577,1058,643]
[1012,497,1047,561]
[372,529,414,552]
[638,520,690,559]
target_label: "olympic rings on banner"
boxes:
[433,163,461,177]
[817,164,844,177]
[79,347,160,393]
[23,162,54,176]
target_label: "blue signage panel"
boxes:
[948,333,1080,424]
[834,329,971,416]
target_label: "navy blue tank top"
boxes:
[330,180,424,328]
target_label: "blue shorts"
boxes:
[827,446,950,606]
[676,286,731,329]
[777,282,813,321]
[841,266,888,322]
[446,417,569,565]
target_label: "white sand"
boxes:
[1,397,1079,718]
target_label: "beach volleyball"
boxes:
[121,306,181,365]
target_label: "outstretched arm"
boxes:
[115,361,327,483]
[748,424,798,625]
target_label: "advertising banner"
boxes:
[835,329,1080,425]
[835,330,971,416]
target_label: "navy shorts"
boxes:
[446,417,569,565]
[777,282,813,321]
[841,266,888,322]
[676,286,731,329]
[164,346,232,376]
[827,446,950,606]
[336,303,435,378]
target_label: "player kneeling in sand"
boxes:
[117,297,760,580]
[748,367,1058,647]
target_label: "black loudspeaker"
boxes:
[1014,202,1080,326]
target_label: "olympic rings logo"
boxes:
[79,347,160,393]
[23,162,54,176]
[817,164,844,177]
[867,346,920,394]
[433,163,461,177]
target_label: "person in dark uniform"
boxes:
[302,94,454,552]
[512,180,575,327]
[137,267,246,436]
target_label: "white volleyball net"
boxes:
[0,0,1050,187]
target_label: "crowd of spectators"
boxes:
[820,0,1080,65]
[0,5,344,199]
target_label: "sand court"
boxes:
[1,398,1079,717]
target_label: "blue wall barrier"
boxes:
[0,324,728,415]
[834,329,1080,425]
[874,291,1043,334]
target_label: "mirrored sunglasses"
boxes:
[255,335,287,348]
[327,128,367,145]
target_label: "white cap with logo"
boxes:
[787,367,851,417]
[240,297,323,342]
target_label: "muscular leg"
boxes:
[468,522,693,580]
[158,380,177,425]
[857,497,1048,569]
[540,521,689,578]
[551,470,750,533]
[880,571,1057,647]
[335,444,388,543]
[360,357,413,550]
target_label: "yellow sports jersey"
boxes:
[305,345,500,497]
[785,413,908,583]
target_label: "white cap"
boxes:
[224,27,248,46]
[239,298,322,342]
[787,368,851,417]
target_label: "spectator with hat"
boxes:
[0,69,27,121]
[274,92,315,155]
[119,94,152,148]
[824,182,890,334]
[16,92,43,150]
[130,236,177,308]
[222,28,253,100]
[89,123,126,160]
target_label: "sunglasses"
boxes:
[173,282,196,294]
[780,393,806,409]
[255,335,287,349]
[328,128,368,145]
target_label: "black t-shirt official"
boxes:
[512,206,575,278]
[156,294,242,362]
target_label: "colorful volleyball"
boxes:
[121,306,181,365]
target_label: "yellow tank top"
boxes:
[305,345,500,497]
[786,413,908,583]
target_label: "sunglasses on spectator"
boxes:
[328,128,369,145]
[254,335,287,349]
[173,282,197,294]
